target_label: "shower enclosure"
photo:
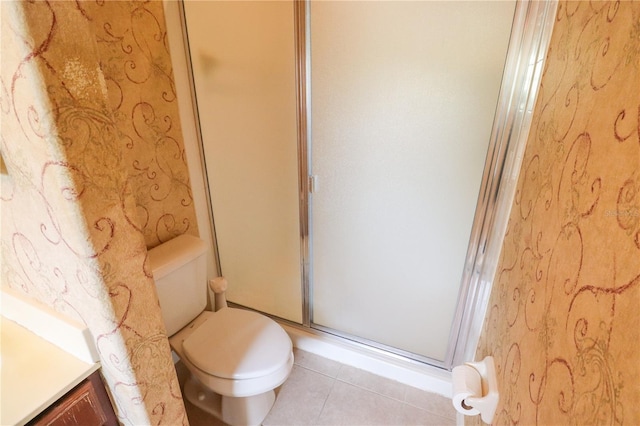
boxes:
[179,0,556,369]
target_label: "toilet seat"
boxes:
[169,307,293,397]
[182,307,292,380]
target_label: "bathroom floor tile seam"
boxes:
[291,349,455,414]
[265,363,456,426]
[297,362,424,406]
[261,349,457,426]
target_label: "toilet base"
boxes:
[184,376,276,426]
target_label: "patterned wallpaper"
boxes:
[1,1,196,424]
[476,1,640,425]
[84,0,198,249]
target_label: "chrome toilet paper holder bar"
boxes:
[452,356,499,424]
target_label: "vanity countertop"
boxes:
[0,316,100,425]
[0,287,102,425]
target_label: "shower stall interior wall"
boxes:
[181,1,516,364]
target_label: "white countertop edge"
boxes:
[1,286,100,364]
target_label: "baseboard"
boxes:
[280,323,453,398]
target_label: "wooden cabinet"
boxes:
[28,371,118,426]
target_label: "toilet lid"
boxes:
[182,308,292,380]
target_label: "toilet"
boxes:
[148,234,294,425]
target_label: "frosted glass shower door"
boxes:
[183,1,302,323]
[310,1,515,361]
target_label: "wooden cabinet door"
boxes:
[29,371,117,426]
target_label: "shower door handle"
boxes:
[309,175,319,193]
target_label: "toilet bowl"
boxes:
[148,234,293,425]
[170,308,293,424]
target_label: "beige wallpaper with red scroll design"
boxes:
[475,2,640,425]
[84,0,198,249]
[1,1,196,424]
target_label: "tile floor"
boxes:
[177,348,457,426]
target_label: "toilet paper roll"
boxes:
[451,364,482,416]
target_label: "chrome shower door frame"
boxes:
[295,0,559,370]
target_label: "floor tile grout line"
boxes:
[294,365,335,379]
[402,399,457,419]
[294,363,341,380]
[296,365,454,418]
[334,378,406,404]
[293,350,456,422]
[312,364,342,425]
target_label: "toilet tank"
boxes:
[147,234,208,336]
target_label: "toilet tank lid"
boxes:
[148,234,207,279]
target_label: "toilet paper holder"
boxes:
[451,356,499,424]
